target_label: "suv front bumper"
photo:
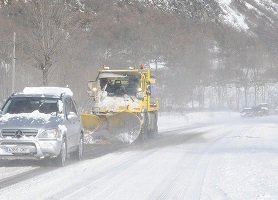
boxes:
[0,139,62,160]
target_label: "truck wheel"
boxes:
[153,112,158,135]
[71,134,84,161]
[53,137,67,167]
[138,112,149,142]
[147,112,158,138]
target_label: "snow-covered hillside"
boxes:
[218,0,277,31]
[139,0,277,32]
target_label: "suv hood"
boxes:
[0,111,63,130]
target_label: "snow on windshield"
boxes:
[0,110,52,123]
[95,95,140,112]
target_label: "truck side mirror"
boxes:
[146,85,151,95]
[88,81,96,90]
[136,91,144,100]
[87,81,97,97]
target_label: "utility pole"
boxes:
[155,59,158,73]
[12,32,16,93]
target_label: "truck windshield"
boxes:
[100,75,140,96]
[2,97,59,114]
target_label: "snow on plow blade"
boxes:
[81,112,141,144]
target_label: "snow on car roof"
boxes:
[22,87,73,97]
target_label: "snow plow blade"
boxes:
[81,112,142,144]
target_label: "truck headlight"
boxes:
[38,129,61,139]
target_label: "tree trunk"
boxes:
[262,85,265,102]
[236,87,241,111]
[217,86,221,107]
[244,86,248,107]
[254,86,257,106]
[42,68,49,86]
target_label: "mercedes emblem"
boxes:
[15,130,24,138]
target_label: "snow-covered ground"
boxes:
[1,111,278,199]
[158,111,239,131]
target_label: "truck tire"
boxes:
[138,112,149,142]
[152,112,158,135]
[147,112,158,138]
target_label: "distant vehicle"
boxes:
[240,103,269,118]
[240,107,254,118]
[0,87,84,166]
[258,103,269,115]
[253,103,269,116]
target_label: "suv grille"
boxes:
[1,129,38,138]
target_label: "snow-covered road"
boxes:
[1,112,278,199]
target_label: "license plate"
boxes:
[4,146,30,154]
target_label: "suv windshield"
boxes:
[2,97,59,114]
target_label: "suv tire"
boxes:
[71,134,84,161]
[53,137,67,167]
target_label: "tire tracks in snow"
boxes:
[50,129,204,199]
[0,123,216,190]
[177,125,252,200]
[148,125,246,200]
[50,148,162,199]
[200,125,255,200]
[50,125,220,200]
[0,167,53,189]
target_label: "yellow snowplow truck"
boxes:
[81,65,158,144]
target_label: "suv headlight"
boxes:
[38,129,61,139]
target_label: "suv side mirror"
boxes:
[67,112,77,121]
[58,100,63,113]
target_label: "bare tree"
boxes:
[5,0,90,85]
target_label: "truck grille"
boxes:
[1,129,38,138]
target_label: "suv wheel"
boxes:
[71,134,84,161]
[54,137,67,167]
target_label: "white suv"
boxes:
[0,87,84,166]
